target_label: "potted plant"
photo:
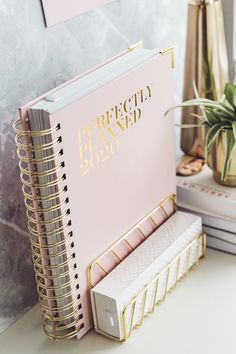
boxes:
[165,83,236,187]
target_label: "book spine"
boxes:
[13,117,83,340]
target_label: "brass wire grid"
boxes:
[88,194,176,289]
[13,118,83,340]
[89,191,206,342]
[121,233,206,341]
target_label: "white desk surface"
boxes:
[1,249,236,354]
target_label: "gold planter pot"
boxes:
[207,131,236,187]
[181,0,229,158]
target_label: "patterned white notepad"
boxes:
[91,211,203,340]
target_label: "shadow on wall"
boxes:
[0,121,37,332]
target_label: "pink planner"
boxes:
[14,45,176,340]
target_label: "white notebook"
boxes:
[91,211,202,340]
[177,165,236,221]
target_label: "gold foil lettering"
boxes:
[78,84,153,175]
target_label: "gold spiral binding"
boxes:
[28,221,69,238]
[20,172,66,188]
[15,129,61,151]
[43,321,83,341]
[13,118,83,340]
[32,233,73,251]
[31,236,73,259]
[23,184,66,202]
[44,313,82,331]
[34,254,76,275]
[31,244,72,261]
[42,305,80,323]
[25,197,68,213]
[34,258,76,284]
[40,308,80,327]
[17,146,62,164]
[41,302,78,318]
[31,232,72,249]
[13,118,60,137]
[38,283,79,301]
[19,159,64,177]
[40,294,79,313]
[37,276,75,291]
[36,262,76,281]
[27,209,69,225]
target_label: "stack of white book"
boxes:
[177,165,236,255]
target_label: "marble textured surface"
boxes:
[0,0,190,334]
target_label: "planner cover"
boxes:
[16,47,176,339]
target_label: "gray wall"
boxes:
[2,0,233,334]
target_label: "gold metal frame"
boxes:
[89,189,206,342]
[128,41,144,51]
[128,42,174,69]
[160,46,175,68]
[88,194,176,289]
[120,233,206,341]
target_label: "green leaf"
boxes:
[232,121,236,141]
[165,99,232,117]
[221,103,236,118]
[165,83,236,135]
[204,109,221,126]
[223,96,235,111]
[224,83,236,108]
[190,113,204,121]
[193,80,200,99]
[222,129,236,181]
[205,124,222,156]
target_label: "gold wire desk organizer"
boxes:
[121,232,206,341]
[88,196,206,342]
[88,194,177,289]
